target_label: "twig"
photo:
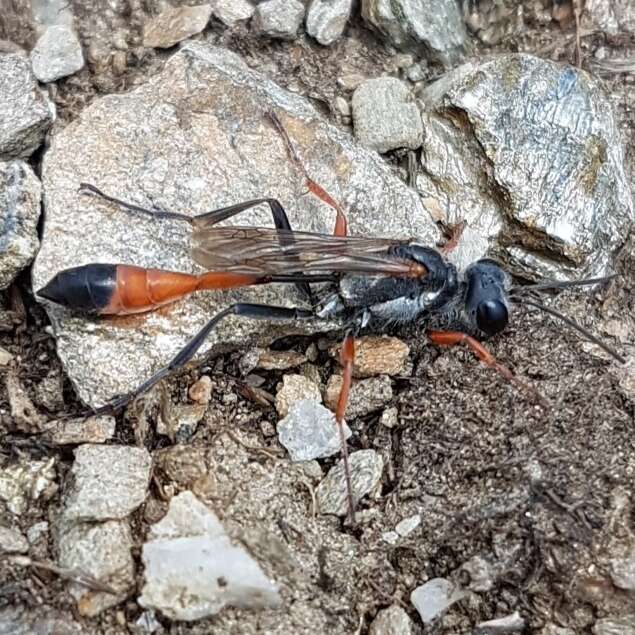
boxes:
[9,556,118,594]
[574,0,582,67]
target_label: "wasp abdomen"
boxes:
[38,264,118,314]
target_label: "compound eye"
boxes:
[476,300,508,335]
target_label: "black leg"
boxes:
[93,303,314,415]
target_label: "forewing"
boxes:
[191,226,414,276]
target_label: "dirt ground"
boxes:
[0,2,634,634]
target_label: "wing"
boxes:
[191,226,418,277]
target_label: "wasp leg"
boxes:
[334,333,356,523]
[93,303,314,415]
[267,110,348,237]
[428,330,547,407]
[438,220,467,254]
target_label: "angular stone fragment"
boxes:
[316,449,383,515]
[306,0,353,46]
[277,399,351,461]
[324,374,392,418]
[143,4,213,49]
[0,161,41,289]
[592,615,635,635]
[0,526,29,554]
[352,78,422,153]
[32,43,437,408]
[330,336,409,377]
[417,54,634,278]
[361,0,467,65]
[410,578,467,624]
[395,514,420,537]
[275,374,322,417]
[0,53,55,159]
[139,491,281,620]
[211,0,254,27]
[57,519,135,616]
[475,611,525,634]
[63,444,151,522]
[30,25,84,83]
[255,347,307,371]
[41,415,115,445]
[254,0,305,40]
[369,605,413,635]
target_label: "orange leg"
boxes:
[438,220,467,254]
[336,334,356,522]
[267,110,348,237]
[428,330,547,406]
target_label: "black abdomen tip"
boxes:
[38,264,117,314]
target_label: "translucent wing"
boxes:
[192,226,417,276]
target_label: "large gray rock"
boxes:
[32,42,438,408]
[0,161,41,289]
[30,24,85,83]
[417,54,634,279]
[0,53,55,159]
[138,491,281,620]
[306,0,353,46]
[352,77,423,153]
[361,0,467,65]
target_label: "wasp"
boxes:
[37,112,624,520]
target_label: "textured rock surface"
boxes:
[369,605,413,635]
[30,25,84,83]
[352,77,423,152]
[329,336,409,377]
[277,399,351,461]
[361,0,467,64]
[417,54,634,279]
[410,578,467,624]
[316,449,383,515]
[254,0,305,40]
[1,159,41,285]
[306,0,353,46]
[211,0,254,27]
[0,53,55,159]
[32,43,437,408]
[138,491,281,620]
[57,520,135,616]
[275,374,322,417]
[324,374,393,418]
[0,526,29,554]
[41,415,116,445]
[143,4,213,49]
[0,457,57,516]
[63,444,151,522]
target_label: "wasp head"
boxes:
[464,259,511,336]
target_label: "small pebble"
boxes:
[410,578,467,624]
[0,346,13,366]
[352,77,423,153]
[330,336,410,377]
[396,514,421,537]
[211,0,254,27]
[143,4,213,49]
[324,374,392,418]
[475,611,526,634]
[306,0,353,46]
[277,399,351,461]
[382,531,399,545]
[335,95,351,117]
[462,554,496,592]
[189,375,212,404]
[255,348,307,371]
[275,374,322,417]
[369,605,413,635]
[30,24,85,83]
[253,0,305,40]
[380,406,399,428]
[316,449,383,516]
[41,415,115,445]
[0,526,29,554]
